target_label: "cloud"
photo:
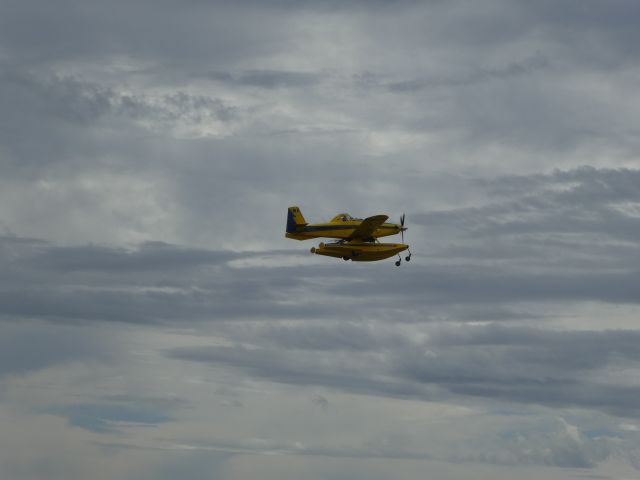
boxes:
[4,166,640,324]
[0,321,111,378]
[2,0,640,477]
[0,71,237,146]
[167,321,640,418]
[199,70,324,89]
[447,416,612,468]
[385,54,552,93]
[46,403,172,433]
[0,235,334,324]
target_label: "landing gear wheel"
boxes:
[405,255,411,262]
[342,256,349,261]
[395,260,401,266]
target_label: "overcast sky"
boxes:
[2,1,640,479]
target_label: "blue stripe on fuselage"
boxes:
[302,225,397,232]
[303,225,353,231]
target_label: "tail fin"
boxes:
[286,206,307,233]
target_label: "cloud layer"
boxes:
[2,0,640,479]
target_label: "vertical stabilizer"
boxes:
[286,206,307,233]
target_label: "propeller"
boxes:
[400,213,411,261]
[400,213,407,243]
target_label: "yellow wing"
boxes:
[350,215,388,240]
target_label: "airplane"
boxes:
[285,206,411,265]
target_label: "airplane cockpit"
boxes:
[331,213,362,222]
[332,213,352,222]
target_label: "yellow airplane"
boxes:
[285,206,411,265]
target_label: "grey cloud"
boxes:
[0,235,347,325]
[117,91,237,125]
[46,403,172,433]
[200,70,324,89]
[396,0,640,68]
[5,221,640,333]
[448,419,611,468]
[324,265,640,308]
[476,167,640,198]
[0,71,236,128]
[0,237,240,324]
[386,55,551,93]
[0,321,111,378]
[0,0,299,68]
[169,343,433,400]
[168,323,640,418]
[411,167,640,278]
[0,70,238,184]
[572,476,612,479]
[157,437,433,461]
[2,0,640,476]
[252,323,411,352]
[25,241,233,273]
[147,450,231,480]
[141,421,618,469]
[396,327,640,417]
[518,0,640,67]
[448,383,640,419]
[0,264,502,327]
[432,324,640,366]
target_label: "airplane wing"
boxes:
[350,215,388,240]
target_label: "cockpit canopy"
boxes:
[331,213,362,222]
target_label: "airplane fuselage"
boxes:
[286,220,402,241]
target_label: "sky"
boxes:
[1,0,640,478]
